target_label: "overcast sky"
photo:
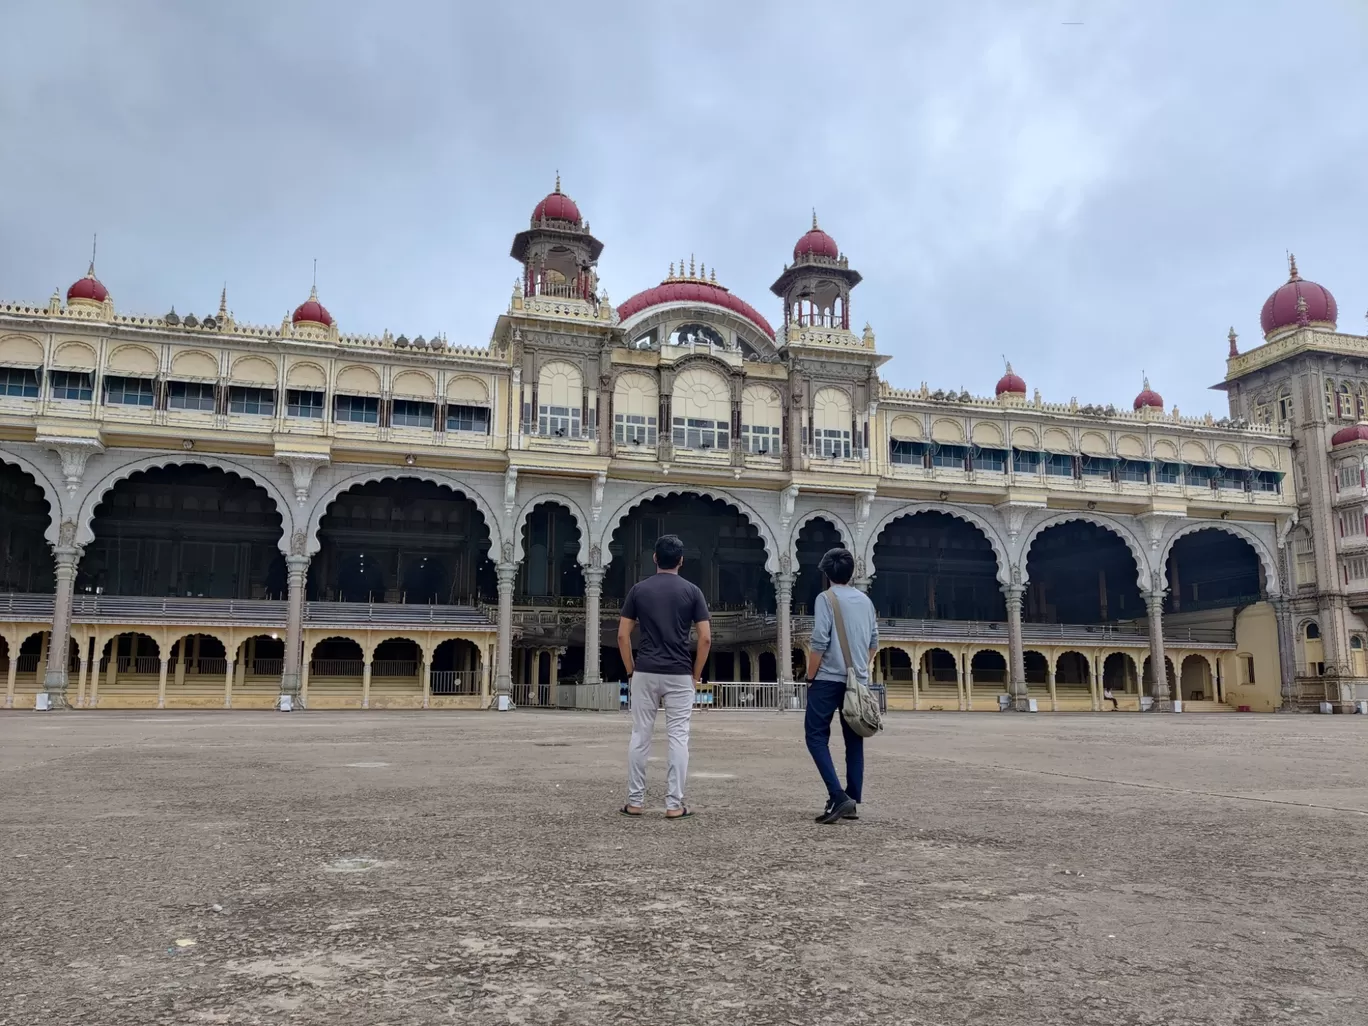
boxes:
[1,1,1364,415]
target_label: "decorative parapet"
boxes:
[780,323,878,352]
[1226,327,1368,380]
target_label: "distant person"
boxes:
[618,534,711,820]
[804,546,878,825]
[1103,686,1119,711]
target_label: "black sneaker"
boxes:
[817,797,858,824]
[814,800,861,822]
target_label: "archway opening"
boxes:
[794,516,845,614]
[517,502,584,601]
[309,637,365,677]
[372,639,422,678]
[0,462,54,593]
[1142,655,1177,696]
[80,466,284,599]
[432,638,482,694]
[1024,651,1049,685]
[311,479,494,604]
[1179,654,1214,701]
[871,512,1003,620]
[1164,529,1264,615]
[970,649,1006,686]
[880,647,912,685]
[99,633,161,675]
[170,634,227,675]
[1025,521,1141,625]
[237,635,285,676]
[920,647,957,684]
[1103,652,1138,693]
[1056,651,1090,686]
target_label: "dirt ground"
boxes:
[2,710,1366,1026]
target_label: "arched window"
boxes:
[1339,383,1353,420]
[1352,636,1363,650]
[668,323,726,348]
[671,365,731,451]
[1293,530,1317,588]
[1278,385,1293,426]
[741,384,782,455]
[1326,379,1336,418]
[613,372,659,448]
[535,361,583,438]
[811,387,854,458]
[1305,622,1320,640]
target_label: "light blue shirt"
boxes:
[809,586,879,687]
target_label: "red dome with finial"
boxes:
[616,261,775,339]
[67,263,108,303]
[995,364,1026,396]
[794,213,839,260]
[1133,378,1164,411]
[292,286,332,327]
[1332,423,1368,447]
[1260,255,1337,336]
[531,175,582,225]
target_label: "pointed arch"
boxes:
[864,502,1009,585]
[0,451,63,546]
[1019,511,1147,592]
[511,492,591,567]
[789,508,855,568]
[1158,520,1281,598]
[304,470,501,559]
[599,486,779,573]
[75,454,293,552]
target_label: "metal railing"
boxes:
[370,659,418,677]
[693,682,808,711]
[309,659,364,677]
[553,681,624,711]
[431,670,479,695]
[248,658,283,676]
[175,657,227,675]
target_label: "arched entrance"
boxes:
[92,633,161,707]
[1025,520,1142,625]
[311,479,495,604]
[78,466,285,599]
[871,512,1004,620]
[0,462,54,594]
[432,638,482,695]
[794,516,845,614]
[305,637,366,708]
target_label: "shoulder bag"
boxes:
[827,587,884,738]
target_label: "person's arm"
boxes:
[618,617,636,677]
[618,586,638,677]
[693,620,711,683]
[691,587,711,682]
[868,606,880,667]
[806,591,831,681]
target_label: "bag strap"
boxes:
[827,586,855,677]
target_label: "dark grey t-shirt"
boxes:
[621,572,710,676]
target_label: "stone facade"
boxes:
[0,187,1320,713]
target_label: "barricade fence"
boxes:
[545,681,830,713]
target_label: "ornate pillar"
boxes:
[224,656,236,709]
[583,565,604,686]
[157,654,170,710]
[1002,583,1028,711]
[1046,661,1057,712]
[75,639,89,709]
[495,561,517,705]
[1144,589,1172,710]
[281,554,309,707]
[42,543,82,710]
[421,655,431,709]
[1269,597,1296,709]
[775,567,795,710]
[362,656,372,710]
[852,555,872,594]
[6,643,19,708]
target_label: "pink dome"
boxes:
[531,177,582,225]
[1133,379,1164,411]
[794,228,839,261]
[995,366,1026,396]
[616,275,775,339]
[67,265,108,303]
[1332,423,1368,447]
[292,286,332,327]
[1260,255,1336,336]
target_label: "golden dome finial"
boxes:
[1288,252,1300,281]
[709,267,717,284]
[668,261,675,278]
[554,170,561,194]
[812,208,819,230]
[689,254,696,278]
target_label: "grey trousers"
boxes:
[626,672,694,810]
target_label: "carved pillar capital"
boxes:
[277,453,329,505]
[39,436,105,497]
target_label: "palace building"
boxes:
[0,181,1352,715]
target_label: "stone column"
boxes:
[157,654,170,709]
[583,566,604,686]
[495,561,517,705]
[911,659,921,711]
[362,657,372,710]
[224,656,235,709]
[421,656,431,709]
[6,646,19,709]
[1046,663,1057,712]
[281,554,309,707]
[42,544,81,710]
[1271,597,1296,709]
[955,652,966,711]
[775,570,795,711]
[1143,590,1172,710]
[1002,584,1028,711]
[75,640,89,709]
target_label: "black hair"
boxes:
[818,546,855,585]
[654,533,685,570]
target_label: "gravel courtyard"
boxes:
[2,710,1365,1025]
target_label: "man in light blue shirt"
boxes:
[804,546,879,825]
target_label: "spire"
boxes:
[1003,356,1012,374]
[1288,252,1301,281]
[1228,326,1239,357]
[689,254,696,278]
[812,208,819,230]
[312,257,317,290]
[219,283,228,319]
[88,233,97,277]
[668,261,675,278]
[1142,372,1149,390]
[554,170,561,194]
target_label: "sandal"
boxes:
[665,807,693,820]
[619,805,643,817]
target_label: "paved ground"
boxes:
[2,711,1366,1026]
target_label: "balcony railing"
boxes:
[431,670,479,695]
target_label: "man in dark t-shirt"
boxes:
[618,533,711,819]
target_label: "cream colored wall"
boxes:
[1232,602,1282,711]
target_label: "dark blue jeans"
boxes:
[805,678,864,806]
